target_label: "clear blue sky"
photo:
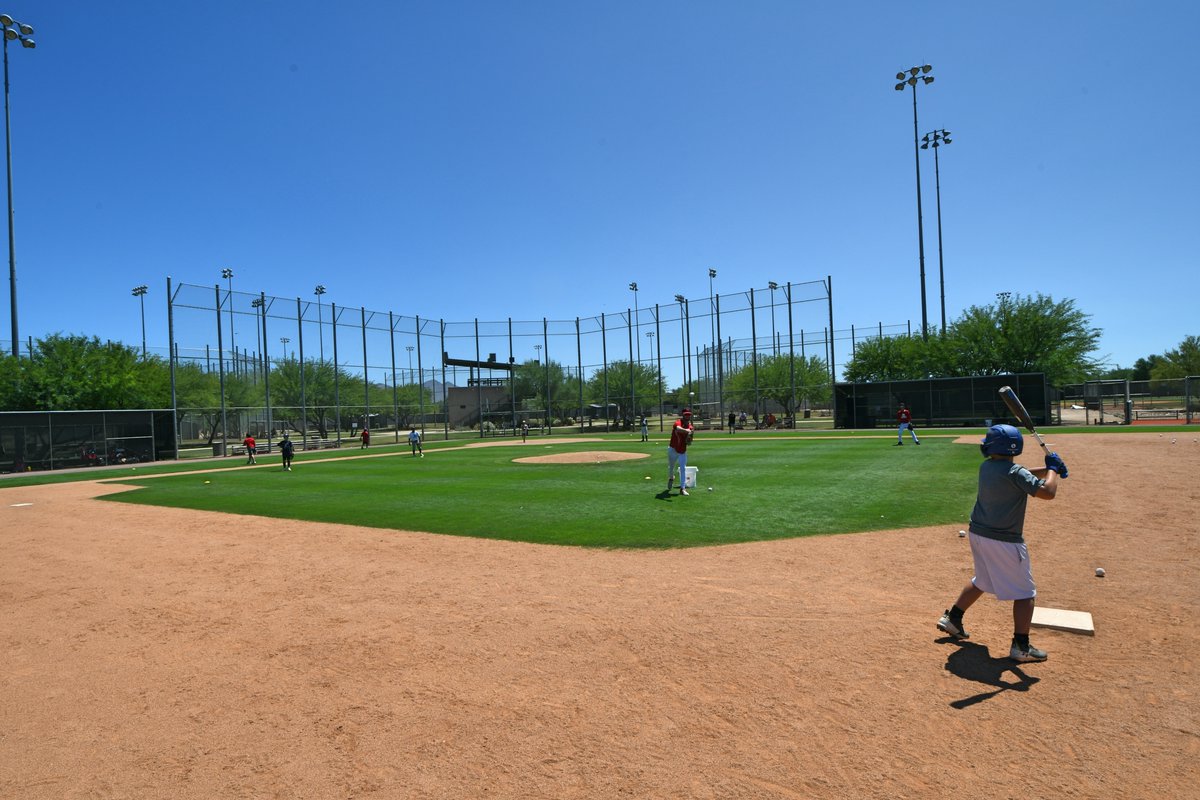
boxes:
[4,1,1197,379]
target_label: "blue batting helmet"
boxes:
[981,423,1023,457]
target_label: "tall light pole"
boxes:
[280,336,290,360]
[2,14,34,358]
[533,343,542,363]
[314,284,326,362]
[921,128,952,334]
[131,285,148,359]
[406,344,414,386]
[767,281,778,356]
[895,64,934,339]
[221,268,235,374]
[629,282,640,361]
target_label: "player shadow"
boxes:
[655,489,675,501]
[939,638,1040,709]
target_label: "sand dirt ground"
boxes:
[1,433,1197,799]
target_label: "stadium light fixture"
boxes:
[131,285,148,358]
[314,284,327,362]
[921,129,953,333]
[895,64,935,339]
[2,13,35,358]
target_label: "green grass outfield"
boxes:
[94,434,993,548]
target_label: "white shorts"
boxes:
[969,533,1036,601]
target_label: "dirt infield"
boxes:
[2,434,1197,799]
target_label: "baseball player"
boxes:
[280,433,295,471]
[937,423,1068,663]
[665,408,695,496]
[895,402,920,445]
[408,427,423,457]
[242,432,257,465]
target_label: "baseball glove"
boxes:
[906,422,915,431]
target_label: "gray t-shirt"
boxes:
[968,458,1044,544]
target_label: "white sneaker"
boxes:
[937,610,969,639]
[680,488,689,496]
[1009,643,1048,663]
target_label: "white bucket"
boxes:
[684,466,698,488]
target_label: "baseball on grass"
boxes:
[204,480,210,484]
[707,486,713,492]
[1095,567,1105,577]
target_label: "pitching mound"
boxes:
[513,450,651,464]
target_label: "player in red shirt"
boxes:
[896,402,920,446]
[666,408,696,496]
[242,432,257,465]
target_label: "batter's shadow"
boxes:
[940,638,1041,709]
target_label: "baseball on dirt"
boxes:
[958,530,967,538]
[1095,567,1106,577]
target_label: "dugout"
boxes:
[834,374,1051,429]
[0,409,176,473]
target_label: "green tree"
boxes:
[0,353,23,410]
[724,354,830,417]
[8,335,170,410]
[1150,335,1200,380]
[842,335,930,382]
[585,360,663,419]
[174,362,222,443]
[951,293,1102,385]
[843,293,1102,387]
[269,358,345,437]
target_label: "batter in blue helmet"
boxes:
[937,424,1069,662]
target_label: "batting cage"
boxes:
[160,275,918,457]
[0,409,176,473]
[833,373,1051,429]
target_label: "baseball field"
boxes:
[2,430,1197,798]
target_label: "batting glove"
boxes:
[1044,452,1069,478]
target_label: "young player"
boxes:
[280,433,295,471]
[937,424,1068,662]
[665,408,695,496]
[361,427,370,449]
[242,432,257,465]
[640,415,649,442]
[408,427,423,457]
[896,402,920,445]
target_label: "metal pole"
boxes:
[361,306,369,438]
[331,303,339,444]
[415,316,424,434]
[627,308,635,424]
[297,298,307,447]
[826,276,835,385]
[138,291,146,358]
[261,292,271,451]
[2,27,25,359]
[215,285,228,456]
[934,140,946,332]
[167,277,179,459]
[576,317,583,433]
[543,318,551,433]
[389,311,398,443]
[715,293,724,427]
